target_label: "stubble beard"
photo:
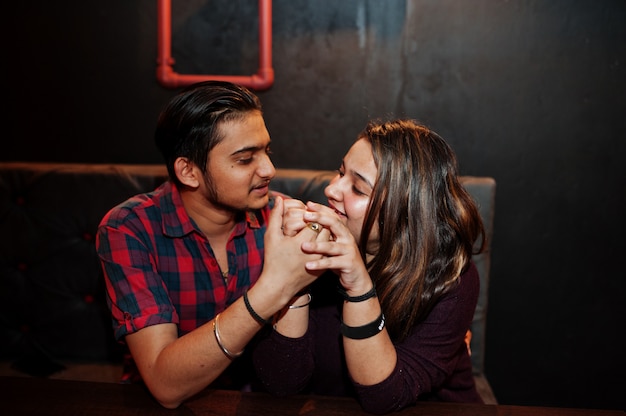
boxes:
[202,174,268,213]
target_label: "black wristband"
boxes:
[340,312,386,340]
[337,284,376,302]
[243,290,272,326]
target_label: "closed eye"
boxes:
[352,186,366,196]
[237,154,254,164]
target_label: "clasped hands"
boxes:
[277,198,370,295]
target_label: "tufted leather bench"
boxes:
[0,162,496,403]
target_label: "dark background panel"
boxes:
[4,0,625,410]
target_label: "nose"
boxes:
[324,172,342,201]
[258,153,276,179]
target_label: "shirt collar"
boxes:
[158,181,262,238]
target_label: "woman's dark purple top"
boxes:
[252,262,482,414]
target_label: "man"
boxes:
[96,81,326,408]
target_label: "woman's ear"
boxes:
[174,157,200,188]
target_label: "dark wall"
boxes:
[5,0,625,410]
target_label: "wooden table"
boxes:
[1,376,622,416]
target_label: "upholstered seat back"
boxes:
[0,163,494,381]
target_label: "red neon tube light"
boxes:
[156,0,274,90]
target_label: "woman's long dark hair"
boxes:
[359,119,485,341]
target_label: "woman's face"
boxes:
[325,138,379,254]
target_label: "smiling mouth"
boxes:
[329,203,346,217]
[251,181,270,193]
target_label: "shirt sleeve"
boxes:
[353,265,480,413]
[96,212,178,341]
[252,327,315,396]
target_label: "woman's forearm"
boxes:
[341,297,397,385]
[273,292,312,338]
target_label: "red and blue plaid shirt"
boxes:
[96,181,269,343]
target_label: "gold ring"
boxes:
[306,222,322,234]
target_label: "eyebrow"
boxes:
[230,141,271,156]
[348,166,374,189]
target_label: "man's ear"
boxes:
[174,157,200,188]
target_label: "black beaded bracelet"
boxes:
[337,284,376,302]
[243,290,272,326]
[340,312,386,340]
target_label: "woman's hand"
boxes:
[298,202,373,296]
[281,198,308,237]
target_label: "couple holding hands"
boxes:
[96,81,485,414]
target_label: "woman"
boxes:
[253,119,486,414]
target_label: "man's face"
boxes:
[203,111,276,211]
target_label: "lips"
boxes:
[251,181,270,194]
[329,202,346,218]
